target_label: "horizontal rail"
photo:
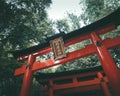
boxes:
[14,24,116,61]
[14,36,120,76]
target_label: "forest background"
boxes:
[0,0,120,96]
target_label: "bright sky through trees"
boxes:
[48,0,81,20]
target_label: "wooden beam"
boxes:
[55,85,101,95]
[39,70,104,83]
[53,78,100,90]
[14,36,120,76]
[14,44,96,76]
[18,24,116,61]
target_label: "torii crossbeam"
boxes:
[36,66,109,96]
[12,8,120,96]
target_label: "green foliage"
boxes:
[80,0,105,23]
[54,19,70,33]
[53,13,81,34]
[0,0,53,49]
[56,55,100,72]
[31,78,41,96]
[0,51,22,96]
[67,13,81,30]
[80,0,120,24]
[109,43,120,69]
[0,0,53,96]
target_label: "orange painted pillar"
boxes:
[91,32,120,96]
[97,72,111,96]
[20,54,35,96]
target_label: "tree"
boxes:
[0,0,53,49]
[0,0,53,96]
[67,13,81,30]
[79,0,120,24]
[54,19,70,33]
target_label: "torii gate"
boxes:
[12,8,120,96]
[37,66,110,96]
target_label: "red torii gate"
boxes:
[12,8,120,96]
[37,66,110,96]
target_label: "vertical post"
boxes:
[49,80,53,96]
[91,32,120,96]
[20,54,35,96]
[97,72,111,96]
[73,77,78,84]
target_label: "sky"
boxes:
[48,0,82,20]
